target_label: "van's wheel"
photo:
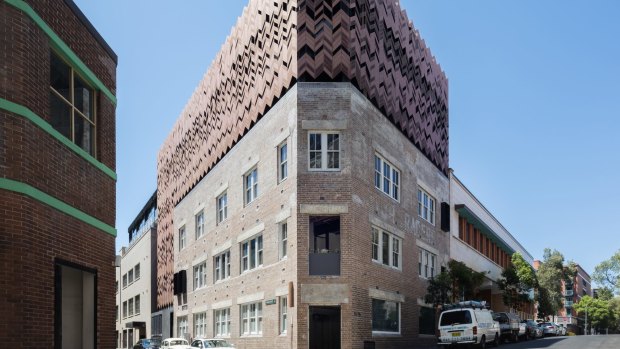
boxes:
[478,335,486,349]
[492,334,499,347]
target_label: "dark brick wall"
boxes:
[0,0,117,347]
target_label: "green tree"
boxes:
[498,253,537,311]
[424,270,452,307]
[592,250,620,295]
[448,260,486,302]
[573,295,615,332]
[610,297,620,332]
[537,287,555,320]
[596,287,615,301]
[536,248,571,316]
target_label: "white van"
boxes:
[437,302,500,348]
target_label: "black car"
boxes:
[134,338,161,349]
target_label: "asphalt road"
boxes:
[498,335,620,349]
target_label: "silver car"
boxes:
[190,339,235,348]
[539,322,558,336]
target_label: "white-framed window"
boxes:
[177,315,188,338]
[278,141,288,182]
[134,295,140,315]
[195,210,205,240]
[374,154,400,201]
[122,301,127,318]
[134,263,140,280]
[244,167,259,205]
[371,227,402,269]
[194,312,207,338]
[193,262,207,290]
[308,132,340,170]
[280,296,288,334]
[241,235,263,273]
[214,308,231,337]
[240,302,263,336]
[214,250,231,282]
[279,222,288,260]
[417,188,435,225]
[179,225,186,251]
[128,269,134,284]
[122,274,127,288]
[371,298,401,334]
[217,192,228,224]
[128,297,134,317]
[418,248,436,279]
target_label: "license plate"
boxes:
[452,332,461,337]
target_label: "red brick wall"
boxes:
[0,0,117,347]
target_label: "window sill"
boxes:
[308,168,341,172]
[240,334,263,338]
[279,332,288,337]
[278,176,289,184]
[372,331,401,337]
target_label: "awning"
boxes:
[454,204,515,254]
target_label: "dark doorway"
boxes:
[309,306,341,349]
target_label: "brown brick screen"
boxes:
[157,0,448,308]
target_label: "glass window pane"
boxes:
[372,299,399,332]
[73,115,94,154]
[328,152,339,169]
[50,91,72,139]
[382,232,389,265]
[74,75,93,119]
[50,52,71,100]
[327,134,339,150]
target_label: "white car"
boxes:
[190,338,235,348]
[162,338,192,349]
[437,301,500,348]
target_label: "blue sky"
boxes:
[74,0,620,279]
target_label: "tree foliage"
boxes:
[424,260,487,306]
[537,287,555,320]
[573,295,616,332]
[592,250,620,295]
[424,270,452,307]
[536,248,568,315]
[498,253,537,311]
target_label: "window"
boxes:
[177,316,188,338]
[244,167,258,205]
[122,301,127,318]
[128,269,134,284]
[194,312,207,338]
[214,308,231,337]
[309,216,341,276]
[278,142,288,182]
[134,263,140,280]
[116,281,118,294]
[128,298,134,317]
[417,188,435,225]
[279,222,288,260]
[371,227,401,269]
[280,296,288,334]
[193,262,207,290]
[418,248,436,279]
[50,51,96,155]
[241,235,263,273]
[179,226,186,251]
[217,192,228,224]
[214,250,231,282]
[308,132,340,170]
[134,295,140,315]
[372,298,400,333]
[116,305,118,321]
[195,210,205,240]
[374,154,400,201]
[122,274,128,288]
[240,302,263,336]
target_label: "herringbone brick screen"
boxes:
[156,0,448,308]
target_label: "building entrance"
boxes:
[309,306,341,349]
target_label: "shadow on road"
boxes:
[503,337,567,348]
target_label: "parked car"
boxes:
[557,324,567,336]
[539,322,558,336]
[134,338,161,349]
[493,312,521,342]
[518,320,527,339]
[162,338,191,349]
[437,301,500,348]
[521,320,543,339]
[190,338,235,348]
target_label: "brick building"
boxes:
[157,0,450,348]
[0,0,117,348]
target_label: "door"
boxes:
[309,306,341,349]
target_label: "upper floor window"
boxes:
[308,132,340,170]
[374,154,400,201]
[50,51,96,155]
[371,227,401,269]
[417,188,435,225]
[179,226,186,251]
[193,262,207,290]
[419,248,436,279]
[195,210,205,240]
[217,192,228,224]
[134,263,140,280]
[279,221,288,260]
[241,235,263,273]
[244,167,258,205]
[278,142,288,182]
[214,250,231,282]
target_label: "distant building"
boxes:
[116,192,158,348]
[157,0,451,347]
[1,0,117,348]
[555,264,592,333]
[449,173,536,319]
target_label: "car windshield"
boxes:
[170,340,188,345]
[540,323,553,327]
[206,340,231,347]
[440,310,472,326]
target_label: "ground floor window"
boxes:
[280,296,288,334]
[372,298,400,334]
[177,315,188,339]
[214,308,231,337]
[55,261,96,349]
[419,306,435,335]
[240,302,263,336]
[194,312,207,338]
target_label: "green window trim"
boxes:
[0,98,117,181]
[4,0,117,105]
[0,178,117,237]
